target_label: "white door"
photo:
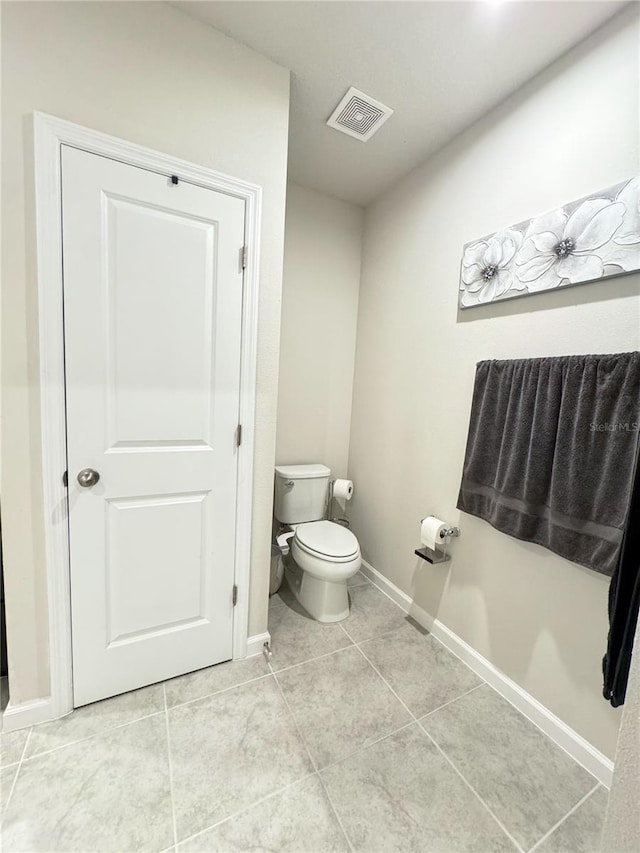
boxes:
[62,146,245,707]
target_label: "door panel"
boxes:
[105,193,216,445]
[62,146,245,706]
[105,492,208,644]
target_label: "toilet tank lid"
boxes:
[275,464,331,480]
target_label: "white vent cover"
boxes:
[326,87,393,142]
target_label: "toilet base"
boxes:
[285,563,350,623]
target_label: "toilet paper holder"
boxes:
[421,519,460,538]
[415,520,460,564]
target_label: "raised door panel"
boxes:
[105,195,217,447]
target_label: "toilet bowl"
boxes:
[274,464,361,623]
[286,520,361,622]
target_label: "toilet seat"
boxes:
[294,520,359,562]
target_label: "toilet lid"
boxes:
[294,521,359,560]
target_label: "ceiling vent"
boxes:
[326,87,393,142]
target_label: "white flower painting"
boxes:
[459,177,640,308]
[460,229,524,307]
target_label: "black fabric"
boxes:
[457,353,640,576]
[603,436,640,707]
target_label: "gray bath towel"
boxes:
[457,353,640,576]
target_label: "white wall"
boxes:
[276,183,363,479]
[348,7,639,759]
[1,1,290,702]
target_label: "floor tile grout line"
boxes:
[354,641,419,722]
[2,726,32,820]
[360,575,410,613]
[527,781,602,853]
[316,771,356,853]
[353,611,586,853]
[417,719,526,853]
[18,708,167,764]
[163,684,179,851]
[356,573,491,684]
[354,576,602,797]
[173,770,318,850]
[422,622,604,787]
[426,629,489,681]
[303,645,484,778]
[276,593,597,853]
[271,669,320,773]
[22,671,275,766]
[354,572,602,797]
[270,643,420,778]
[316,719,418,776]
[167,671,273,711]
[17,668,274,768]
[354,623,420,646]
[339,620,357,644]
[269,668,353,852]
[352,581,602,793]
[269,641,356,676]
[339,614,408,649]
[356,631,524,851]
[175,664,353,853]
[418,681,486,721]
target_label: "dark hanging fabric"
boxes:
[603,437,640,707]
[457,353,640,575]
[457,352,640,706]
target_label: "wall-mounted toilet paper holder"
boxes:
[415,520,460,564]
[415,546,448,564]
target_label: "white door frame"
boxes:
[33,112,261,720]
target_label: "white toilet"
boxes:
[274,464,361,623]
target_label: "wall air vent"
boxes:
[326,87,393,142]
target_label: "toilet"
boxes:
[274,464,361,622]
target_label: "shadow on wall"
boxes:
[456,269,640,324]
[410,558,449,619]
[440,515,616,710]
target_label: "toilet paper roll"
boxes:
[421,516,448,551]
[333,479,354,503]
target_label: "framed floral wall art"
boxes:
[459,177,639,308]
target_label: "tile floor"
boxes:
[0,572,607,852]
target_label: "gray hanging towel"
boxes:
[457,352,640,576]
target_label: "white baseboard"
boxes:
[246,631,271,659]
[360,559,614,789]
[2,696,54,733]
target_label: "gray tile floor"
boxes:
[0,572,607,852]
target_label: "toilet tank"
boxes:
[274,464,331,524]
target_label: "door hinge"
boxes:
[236,424,242,447]
[62,470,68,487]
[232,585,238,607]
[241,245,248,270]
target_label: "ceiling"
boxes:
[175,1,628,206]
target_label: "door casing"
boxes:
[31,112,262,722]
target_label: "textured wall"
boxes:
[347,8,639,759]
[1,1,290,701]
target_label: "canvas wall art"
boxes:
[459,177,640,308]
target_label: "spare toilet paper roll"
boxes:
[333,479,354,503]
[421,516,448,550]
